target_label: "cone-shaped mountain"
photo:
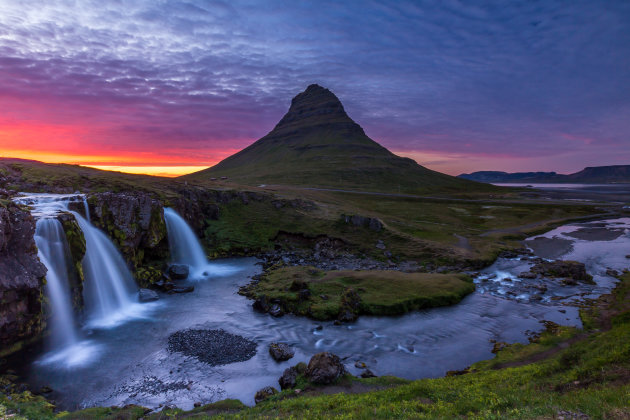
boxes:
[185,84,486,193]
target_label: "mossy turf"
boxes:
[244,266,475,320]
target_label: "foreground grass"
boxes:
[4,274,628,419]
[241,266,475,320]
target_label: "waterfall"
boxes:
[164,208,209,274]
[71,210,141,328]
[34,218,80,350]
[83,197,91,222]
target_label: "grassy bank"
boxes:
[240,266,475,320]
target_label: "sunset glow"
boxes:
[0,1,629,175]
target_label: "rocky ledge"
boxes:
[0,201,47,357]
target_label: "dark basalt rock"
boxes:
[278,366,298,389]
[360,369,376,378]
[342,214,383,232]
[138,288,159,302]
[254,386,278,404]
[269,342,294,362]
[253,296,270,313]
[0,203,47,356]
[167,329,256,366]
[269,304,284,317]
[168,286,194,294]
[168,264,190,280]
[530,260,594,284]
[305,352,346,384]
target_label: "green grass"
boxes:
[243,266,475,320]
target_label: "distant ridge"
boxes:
[459,165,630,184]
[185,84,488,194]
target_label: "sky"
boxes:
[0,0,629,177]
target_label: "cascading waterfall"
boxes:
[163,207,209,274]
[70,209,142,328]
[34,218,80,351]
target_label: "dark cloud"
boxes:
[0,0,629,173]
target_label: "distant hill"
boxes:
[459,165,630,184]
[184,84,490,194]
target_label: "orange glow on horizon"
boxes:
[85,165,211,177]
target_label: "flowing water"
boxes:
[71,211,145,329]
[164,207,239,279]
[12,194,630,411]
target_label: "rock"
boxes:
[337,288,361,322]
[168,286,194,294]
[297,289,311,300]
[269,304,284,317]
[138,288,159,302]
[320,294,329,300]
[194,402,202,408]
[606,269,619,277]
[278,366,298,389]
[289,279,309,291]
[375,240,386,250]
[253,296,270,313]
[39,386,53,394]
[168,264,190,280]
[626,255,630,259]
[269,342,295,362]
[354,361,367,369]
[531,260,594,284]
[342,214,383,232]
[360,369,376,378]
[155,279,175,291]
[305,352,346,384]
[0,203,47,356]
[254,386,278,404]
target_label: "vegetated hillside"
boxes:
[460,165,630,184]
[184,84,493,194]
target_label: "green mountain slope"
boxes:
[184,84,491,194]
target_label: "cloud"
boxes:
[0,0,628,173]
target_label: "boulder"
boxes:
[360,369,376,378]
[305,352,346,384]
[269,342,295,362]
[138,288,159,302]
[168,286,194,294]
[278,366,298,389]
[168,264,190,280]
[254,386,278,404]
[530,260,594,284]
[269,304,284,317]
[253,296,270,313]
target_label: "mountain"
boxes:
[459,165,630,184]
[184,84,488,194]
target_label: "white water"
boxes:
[71,211,148,328]
[15,194,100,367]
[163,207,210,276]
[34,219,79,350]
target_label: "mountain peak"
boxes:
[273,84,353,132]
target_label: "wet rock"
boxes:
[530,260,594,284]
[0,203,47,355]
[194,402,202,408]
[606,269,619,277]
[278,366,298,389]
[354,361,367,369]
[626,255,630,259]
[360,369,376,378]
[253,296,270,313]
[337,288,361,322]
[138,288,159,302]
[168,264,190,280]
[39,385,53,394]
[269,304,284,317]
[154,279,175,291]
[168,286,194,294]
[269,342,295,361]
[305,352,346,384]
[254,386,278,404]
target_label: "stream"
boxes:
[10,202,630,411]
